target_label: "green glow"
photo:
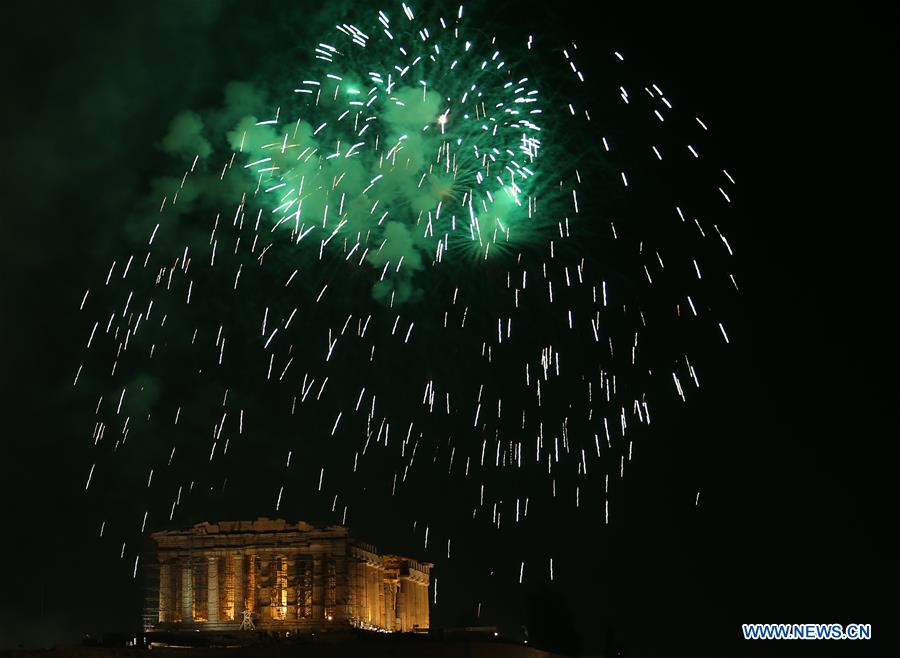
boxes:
[154,3,570,303]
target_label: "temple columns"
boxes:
[207,556,219,623]
[335,556,348,621]
[158,562,172,623]
[233,553,244,619]
[397,578,408,631]
[383,581,393,630]
[247,554,257,613]
[377,566,385,628]
[181,560,193,622]
[418,580,429,629]
[370,564,377,625]
[257,555,271,621]
[312,555,324,620]
[412,582,427,628]
[286,553,298,620]
[419,580,427,628]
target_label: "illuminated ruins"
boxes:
[144,518,431,634]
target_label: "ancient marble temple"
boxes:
[145,518,431,634]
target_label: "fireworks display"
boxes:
[75,1,738,602]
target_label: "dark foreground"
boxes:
[0,630,574,658]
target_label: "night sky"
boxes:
[0,2,893,657]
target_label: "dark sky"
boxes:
[0,2,894,656]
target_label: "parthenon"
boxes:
[145,518,431,634]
